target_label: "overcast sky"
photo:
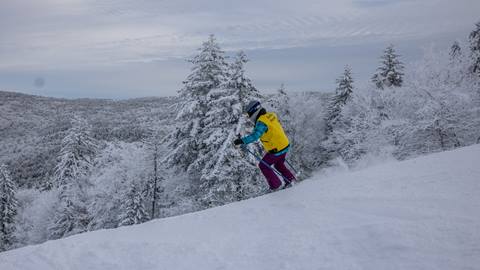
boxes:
[0,0,479,99]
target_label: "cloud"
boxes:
[1,0,478,71]
[0,0,479,99]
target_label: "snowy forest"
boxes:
[1,21,480,252]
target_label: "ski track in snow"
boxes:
[1,145,480,270]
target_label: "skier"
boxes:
[234,100,296,190]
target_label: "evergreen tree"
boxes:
[196,51,264,207]
[49,117,97,239]
[53,117,98,188]
[326,66,354,134]
[372,44,405,89]
[469,21,480,76]
[333,66,354,107]
[197,86,262,207]
[118,183,149,226]
[318,66,356,167]
[180,34,228,98]
[166,34,229,175]
[0,164,18,251]
[166,37,263,207]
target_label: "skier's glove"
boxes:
[233,138,244,146]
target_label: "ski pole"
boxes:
[284,158,300,177]
[240,145,291,182]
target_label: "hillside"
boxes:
[0,90,178,188]
[1,144,479,270]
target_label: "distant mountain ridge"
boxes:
[0,90,178,188]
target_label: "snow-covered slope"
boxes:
[2,145,480,270]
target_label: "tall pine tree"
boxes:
[199,53,266,206]
[166,37,264,207]
[166,34,229,176]
[372,44,405,89]
[49,117,98,239]
[0,164,18,251]
[198,91,262,206]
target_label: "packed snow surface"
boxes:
[1,145,480,270]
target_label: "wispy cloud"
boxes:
[0,0,478,99]
[0,0,477,70]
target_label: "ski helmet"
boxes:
[244,100,261,117]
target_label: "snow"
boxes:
[1,145,480,270]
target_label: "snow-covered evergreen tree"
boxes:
[196,51,264,207]
[166,34,229,175]
[319,66,363,165]
[372,45,405,89]
[0,164,18,251]
[310,66,356,167]
[166,37,264,207]
[180,34,228,98]
[53,117,98,188]
[325,66,354,134]
[118,183,149,226]
[197,88,263,207]
[49,117,98,239]
[333,66,354,106]
[469,21,480,76]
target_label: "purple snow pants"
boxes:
[259,152,295,190]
